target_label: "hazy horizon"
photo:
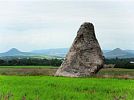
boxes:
[0,47,134,53]
[0,0,134,52]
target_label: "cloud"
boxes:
[0,0,134,52]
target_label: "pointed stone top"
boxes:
[80,22,94,29]
[77,22,95,37]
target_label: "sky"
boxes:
[0,0,134,52]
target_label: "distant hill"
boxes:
[0,48,63,59]
[1,48,134,59]
[104,48,134,58]
[0,48,35,57]
[32,48,134,58]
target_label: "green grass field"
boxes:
[0,76,134,100]
[0,66,134,100]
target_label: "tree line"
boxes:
[0,58,63,66]
[0,57,134,69]
[105,58,134,69]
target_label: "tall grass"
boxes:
[0,76,134,100]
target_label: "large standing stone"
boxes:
[55,22,104,77]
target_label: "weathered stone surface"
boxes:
[55,22,104,77]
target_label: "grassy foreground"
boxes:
[0,76,134,100]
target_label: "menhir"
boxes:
[55,22,104,77]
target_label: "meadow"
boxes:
[0,76,134,100]
[0,66,57,76]
[0,66,57,69]
[0,66,134,100]
[0,66,134,78]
